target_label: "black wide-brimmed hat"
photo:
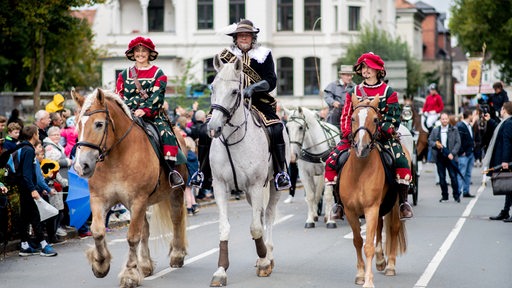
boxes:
[226,19,260,36]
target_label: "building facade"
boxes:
[89,0,398,108]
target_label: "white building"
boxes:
[88,0,400,108]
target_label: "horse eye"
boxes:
[95,121,104,129]
[299,126,303,130]
[232,89,239,96]
[373,118,379,123]
[351,117,355,122]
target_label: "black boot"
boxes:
[489,210,510,220]
[398,184,413,219]
[166,160,184,187]
[274,143,291,191]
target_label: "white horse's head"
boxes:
[207,54,243,138]
[286,107,309,162]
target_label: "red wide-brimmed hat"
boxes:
[125,36,159,61]
[226,19,260,36]
[353,52,386,78]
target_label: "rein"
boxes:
[76,103,135,162]
[350,104,381,149]
[210,77,249,194]
[288,115,339,163]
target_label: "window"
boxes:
[277,0,293,31]
[204,58,216,84]
[348,6,360,31]
[148,0,164,32]
[198,0,214,30]
[229,0,245,24]
[304,57,320,95]
[304,0,321,31]
[277,58,294,96]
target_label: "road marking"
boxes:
[414,192,480,288]
[144,214,294,280]
[145,248,219,281]
[343,223,367,239]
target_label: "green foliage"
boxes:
[338,24,424,96]
[167,59,211,111]
[0,0,105,92]
[449,0,512,82]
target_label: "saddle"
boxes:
[133,117,187,173]
[334,143,398,217]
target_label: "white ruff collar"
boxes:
[230,46,271,64]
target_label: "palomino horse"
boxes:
[207,54,289,286]
[71,89,188,288]
[286,107,340,228]
[339,94,408,288]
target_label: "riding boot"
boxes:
[273,143,291,190]
[398,183,413,219]
[326,184,344,220]
[166,160,185,187]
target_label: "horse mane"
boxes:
[80,89,133,120]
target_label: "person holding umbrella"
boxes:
[429,113,462,203]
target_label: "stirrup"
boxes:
[168,170,184,188]
[190,171,204,188]
[274,172,291,191]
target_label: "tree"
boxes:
[338,25,424,97]
[449,0,512,82]
[0,0,105,110]
[168,59,211,112]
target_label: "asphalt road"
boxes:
[1,162,511,288]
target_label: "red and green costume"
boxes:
[115,66,178,161]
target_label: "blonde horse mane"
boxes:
[79,89,133,121]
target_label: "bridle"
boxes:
[288,114,339,163]
[350,104,381,149]
[210,77,248,146]
[76,102,135,162]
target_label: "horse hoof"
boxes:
[385,268,396,276]
[355,276,365,285]
[257,264,273,277]
[313,216,318,222]
[326,222,337,229]
[92,265,110,278]
[120,278,138,288]
[170,257,184,268]
[304,222,315,228]
[210,275,227,287]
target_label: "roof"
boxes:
[451,46,468,62]
[415,1,438,14]
[395,0,416,9]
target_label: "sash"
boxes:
[219,48,261,84]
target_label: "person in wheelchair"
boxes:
[324,52,413,220]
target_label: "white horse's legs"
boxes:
[210,185,230,287]
[304,174,319,228]
[323,184,337,229]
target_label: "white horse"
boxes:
[206,54,289,286]
[286,107,340,228]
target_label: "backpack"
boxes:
[0,142,30,185]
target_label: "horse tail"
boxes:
[149,199,181,253]
[384,201,407,256]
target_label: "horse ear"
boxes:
[234,57,242,73]
[298,106,303,114]
[213,54,223,72]
[351,93,359,106]
[96,89,106,105]
[370,94,380,107]
[71,87,84,107]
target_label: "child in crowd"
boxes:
[3,122,21,151]
[184,137,199,216]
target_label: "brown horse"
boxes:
[71,88,188,288]
[339,94,407,288]
[403,96,429,162]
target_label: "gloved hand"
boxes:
[243,80,270,98]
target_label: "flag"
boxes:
[467,59,482,86]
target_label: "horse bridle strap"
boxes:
[76,105,135,162]
[351,104,381,147]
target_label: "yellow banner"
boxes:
[467,59,482,86]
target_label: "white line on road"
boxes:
[145,248,219,280]
[144,214,294,280]
[344,223,367,239]
[414,191,480,288]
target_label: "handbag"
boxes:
[491,170,512,196]
[34,198,58,222]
